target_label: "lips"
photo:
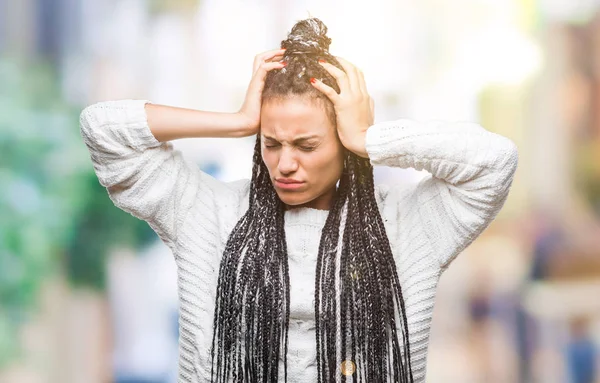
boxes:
[275,179,303,184]
[274,179,305,190]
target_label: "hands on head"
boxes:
[237,49,287,136]
[312,57,374,158]
[237,49,373,158]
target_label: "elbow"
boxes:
[492,137,519,198]
[484,128,519,176]
[79,104,97,145]
[468,122,519,176]
[79,102,103,137]
[502,137,519,176]
[79,101,114,144]
[79,101,116,151]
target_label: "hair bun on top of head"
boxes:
[281,17,332,57]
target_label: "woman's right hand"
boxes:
[236,49,286,136]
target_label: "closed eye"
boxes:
[264,143,316,152]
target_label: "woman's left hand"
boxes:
[310,57,374,158]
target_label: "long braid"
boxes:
[210,17,414,382]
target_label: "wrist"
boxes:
[346,132,369,159]
[232,112,256,137]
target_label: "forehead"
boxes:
[260,96,332,141]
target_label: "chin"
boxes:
[276,192,311,207]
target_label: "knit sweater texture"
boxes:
[79,99,518,382]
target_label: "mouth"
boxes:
[274,180,305,190]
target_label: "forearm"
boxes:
[367,118,518,269]
[365,119,518,185]
[145,103,250,142]
[79,99,242,246]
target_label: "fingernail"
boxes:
[318,59,326,64]
[310,78,317,83]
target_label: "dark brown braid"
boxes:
[210,17,414,382]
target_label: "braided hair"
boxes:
[210,17,414,383]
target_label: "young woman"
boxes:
[80,17,518,383]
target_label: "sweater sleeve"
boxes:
[79,99,243,250]
[365,118,518,269]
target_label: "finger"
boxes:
[255,54,285,72]
[253,48,286,72]
[334,56,361,93]
[309,77,340,104]
[249,61,286,93]
[253,60,286,79]
[273,54,285,62]
[266,53,285,63]
[317,60,351,94]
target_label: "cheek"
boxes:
[261,149,276,173]
[327,148,345,179]
[308,150,342,176]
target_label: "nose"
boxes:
[278,148,299,175]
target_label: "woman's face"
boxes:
[260,96,345,210]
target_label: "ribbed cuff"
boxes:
[365,119,414,164]
[120,99,161,151]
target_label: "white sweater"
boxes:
[79,99,518,382]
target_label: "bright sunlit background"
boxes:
[2,0,600,382]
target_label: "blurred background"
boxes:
[1,0,600,382]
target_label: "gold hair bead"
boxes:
[340,360,356,376]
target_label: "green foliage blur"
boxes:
[0,56,155,367]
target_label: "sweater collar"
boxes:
[283,207,329,226]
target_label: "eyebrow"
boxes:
[262,134,321,144]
